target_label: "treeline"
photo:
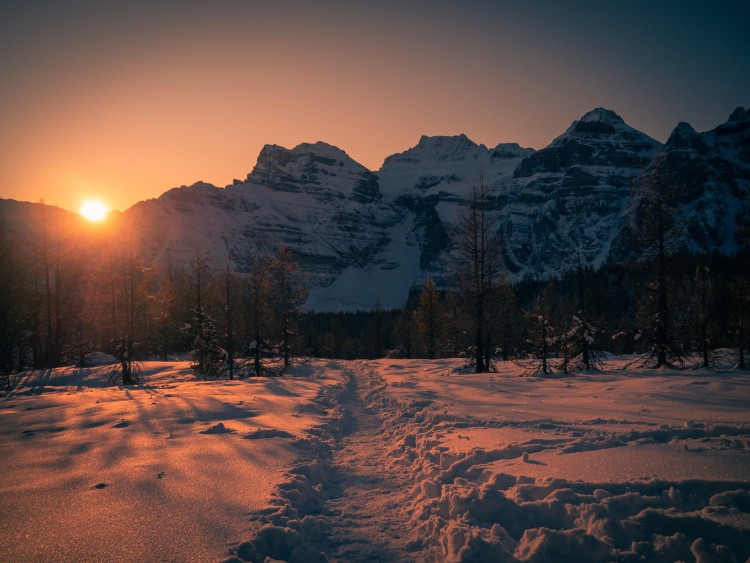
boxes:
[305,253,749,372]
[1,167,748,383]
[0,209,307,383]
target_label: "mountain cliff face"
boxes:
[125,141,418,311]
[498,108,663,277]
[611,108,750,262]
[3,107,747,311]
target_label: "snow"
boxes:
[0,361,345,562]
[304,213,421,311]
[3,357,749,561]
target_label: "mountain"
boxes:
[2,107,747,311]
[617,107,750,259]
[498,107,663,277]
[125,141,418,311]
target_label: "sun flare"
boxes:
[80,199,109,222]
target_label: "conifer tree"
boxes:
[268,246,307,369]
[184,250,223,380]
[246,258,274,376]
[414,279,444,359]
[632,158,685,367]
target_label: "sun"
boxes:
[80,199,109,222]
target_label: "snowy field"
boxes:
[1,358,749,562]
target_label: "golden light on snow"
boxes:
[80,199,109,222]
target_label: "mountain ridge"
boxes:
[2,106,748,311]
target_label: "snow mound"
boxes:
[82,352,118,366]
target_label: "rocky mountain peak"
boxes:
[728,107,748,122]
[382,134,485,168]
[579,107,625,124]
[490,142,536,161]
[665,122,708,153]
[244,141,381,204]
[514,108,660,179]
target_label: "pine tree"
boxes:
[268,246,307,369]
[523,291,556,376]
[245,258,274,376]
[219,262,242,379]
[567,245,603,371]
[631,158,686,368]
[413,279,444,359]
[183,251,224,380]
[0,222,24,382]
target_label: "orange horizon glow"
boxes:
[80,200,109,222]
[1,2,748,214]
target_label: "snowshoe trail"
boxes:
[320,363,417,562]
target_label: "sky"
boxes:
[1,0,748,214]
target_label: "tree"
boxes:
[0,222,25,381]
[687,263,716,368]
[523,297,556,376]
[413,279,445,359]
[245,258,274,376]
[567,245,603,371]
[268,246,307,369]
[183,250,223,380]
[219,262,242,379]
[452,172,503,373]
[631,158,686,368]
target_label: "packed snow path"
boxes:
[317,363,417,561]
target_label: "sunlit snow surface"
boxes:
[2,357,749,562]
[0,361,344,562]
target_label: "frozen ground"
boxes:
[2,358,749,562]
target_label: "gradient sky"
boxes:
[1,0,748,213]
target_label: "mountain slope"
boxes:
[3,107,747,311]
[124,142,415,310]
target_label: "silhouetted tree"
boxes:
[184,250,223,379]
[245,258,274,376]
[219,262,242,379]
[452,172,503,372]
[0,223,25,381]
[632,159,686,367]
[269,246,307,369]
[414,279,445,358]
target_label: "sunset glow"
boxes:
[1,1,748,213]
[80,200,108,222]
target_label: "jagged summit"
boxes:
[728,106,748,122]
[514,108,661,179]
[490,143,536,161]
[579,107,625,124]
[664,121,708,153]
[244,140,380,204]
[382,134,485,168]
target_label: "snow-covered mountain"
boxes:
[124,141,419,311]
[498,108,663,276]
[616,107,750,260]
[2,107,747,311]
